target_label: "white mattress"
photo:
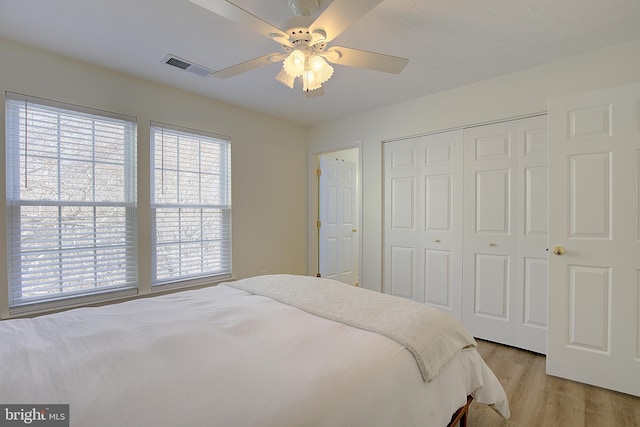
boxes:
[0,280,509,426]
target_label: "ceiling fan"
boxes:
[189,0,409,97]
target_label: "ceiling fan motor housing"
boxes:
[282,16,327,52]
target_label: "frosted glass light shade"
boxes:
[275,68,295,88]
[308,55,333,85]
[283,50,305,77]
[302,69,322,92]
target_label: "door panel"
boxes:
[525,167,548,235]
[390,246,415,299]
[384,130,463,319]
[515,115,549,353]
[476,169,510,234]
[475,132,511,160]
[391,177,416,229]
[419,130,464,318]
[568,266,610,352]
[424,249,451,307]
[384,140,419,297]
[463,116,548,353]
[425,175,451,231]
[547,82,640,396]
[463,121,518,345]
[474,253,510,319]
[569,153,611,237]
[523,257,547,327]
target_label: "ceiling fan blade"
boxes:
[305,86,325,98]
[190,0,288,41]
[213,53,280,79]
[309,0,383,43]
[323,46,409,74]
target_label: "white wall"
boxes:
[0,39,309,317]
[308,38,640,292]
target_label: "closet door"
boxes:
[418,130,464,319]
[462,121,519,345]
[547,82,640,396]
[383,140,419,299]
[462,117,548,352]
[515,116,549,354]
[383,130,463,319]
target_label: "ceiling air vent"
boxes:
[163,54,213,77]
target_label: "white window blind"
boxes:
[151,122,231,286]
[5,93,137,309]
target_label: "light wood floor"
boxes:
[468,340,640,427]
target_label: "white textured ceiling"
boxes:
[1,0,640,127]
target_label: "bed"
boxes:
[0,274,509,426]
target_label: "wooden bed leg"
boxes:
[447,395,473,427]
[460,404,468,427]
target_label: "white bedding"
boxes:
[0,276,509,426]
[226,274,477,382]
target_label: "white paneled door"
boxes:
[384,118,547,352]
[463,121,518,346]
[462,116,548,354]
[383,130,464,319]
[515,116,549,354]
[547,82,640,396]
[384,139,419,300]
[319,156,358,286]
[419,131,464,320]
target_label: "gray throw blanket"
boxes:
[224,274,476,382]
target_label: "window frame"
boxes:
[5,92,138,314]
[149,121,232,288]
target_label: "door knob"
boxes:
[552,246,566,256]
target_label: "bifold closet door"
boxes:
[383,130,464,320]
[462,116,548,354]
[514,115,548,354]
[384,139,419,300]
[418,130,464,320]
[462,121,519,346]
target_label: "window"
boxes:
[150,123,231,286]
[5,93,137,310]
